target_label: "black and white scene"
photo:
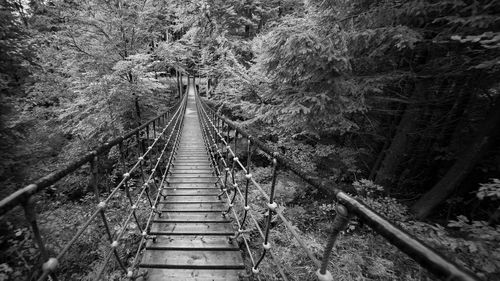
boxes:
[0,0,499,280]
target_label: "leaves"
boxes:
[476,178,500,201]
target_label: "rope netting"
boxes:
[194,81,481,281]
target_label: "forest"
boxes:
[0,0,499,280]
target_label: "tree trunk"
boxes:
[369,140,389,180]
[411,98,500,218]
[369,103,404,180]
[375,82,424,191]
[437,79,472,148]
[134,94,141,126]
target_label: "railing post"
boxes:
[145,124,155,175]
[224,123,231,189]
[97,202,127,273]
[119,141,127,175]
[180,72,183,96]
[152,120,156,140]
[90,155,100,200]
[123,173,144,233]
[253,155,279,273]
[241,137,253,228]
[22,196,60,281]
[316,204,349,281]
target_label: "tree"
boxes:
[412,99,500,218]
[0,0,32,91]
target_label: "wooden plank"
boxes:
[160,200,222,205]
[171,164,213,169]
[163,189,220,196]
[154,212,227,222]
[167,178,218,184]
[170,172,214,176]
[140,250,245,269]
[159,209,226,213]
[158,202,225,210]
[171,167,212,170]
[162,186,219,191]
[170,170,213,174]
[150,222,234,235]
[168,175,217,179]
[171,163,212,167]
[174,158,210,162]
[174,158,211,161]
[163,195,220,202]
[145,269,242,281]
[171,167,213,171]
[173,162,213,166]
[173,158,209,161]
[165,183,218,188]
[179,144,205,146]
[175,156,210,159]
[146,236,238,250]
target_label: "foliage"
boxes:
[0,0,33,90]
[349,179,500,278]
[247,174,500,280]
[476,178,500,201]
[0,177,149,280]
[204,0,500,222]
[353,179,410,222]
[0,0,180,279]
[1,0,178,189]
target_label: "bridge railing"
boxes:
[0,78,188,280]
[194,87,480,281]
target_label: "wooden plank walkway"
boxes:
[140,81,245,280]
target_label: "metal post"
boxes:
[253,156,278,271]
[241,138,252,227]
[316,204,349,281]
[97,202,127,273]
[90,156,99,200]
[23,197,60,281]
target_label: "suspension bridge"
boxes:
[0,76,482,281]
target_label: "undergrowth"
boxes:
[230,166,500,281]
[0,176,152,281]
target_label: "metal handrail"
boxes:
[195,86,480,281]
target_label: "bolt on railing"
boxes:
[0,72,188,280]
[194,79,480,281]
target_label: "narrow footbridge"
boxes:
[139,83,245,279]
[0,77,481,281]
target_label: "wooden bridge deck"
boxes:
[139,83,245,280]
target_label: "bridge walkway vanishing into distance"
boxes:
[0,75,482,281]
[138,80,245,280]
